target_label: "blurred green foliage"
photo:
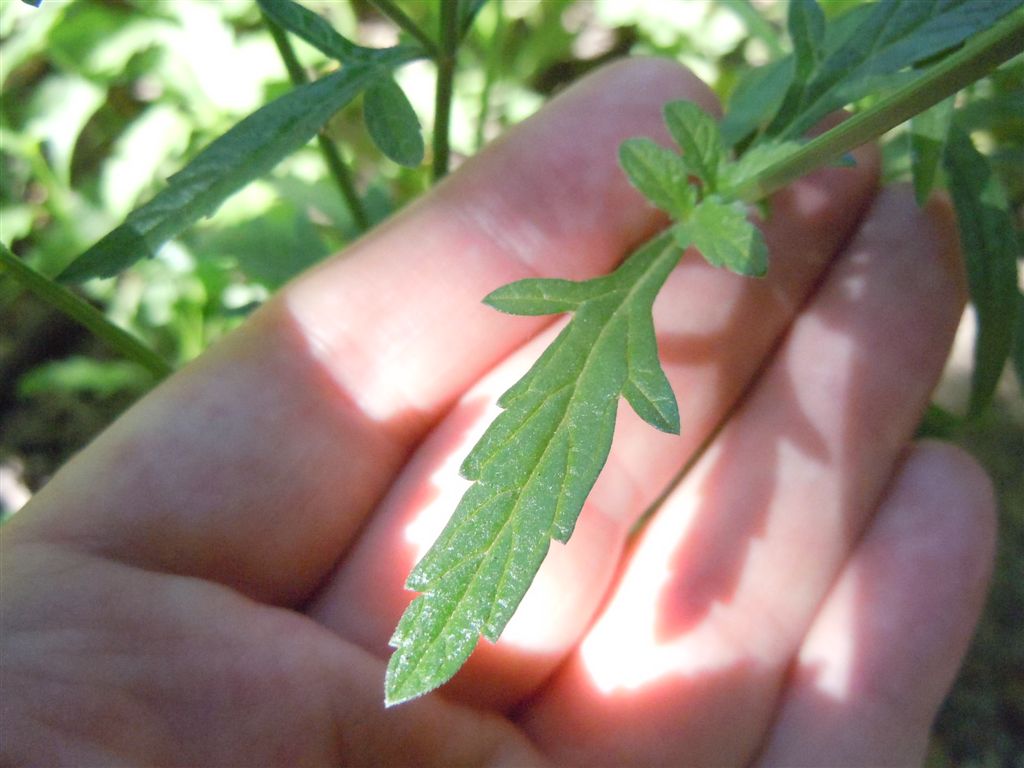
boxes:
[1,0,1021,763]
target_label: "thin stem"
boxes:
[474,0,503,152]
[736,9,1024,202]
[0,244,173,380]
[433,0,459,181]
[264,14,370,232]
[368,0,440,58]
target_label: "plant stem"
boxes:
[368,0,440,58]
[433,0,459,180]
[264,15,370,232]
[736,9,1024,202]
[0,244,173,380]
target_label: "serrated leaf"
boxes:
[385,234,682,705]
[943,125,1020,417]
[680,197,768,277]
[257,0,408,64]
[770,0,1022,140]
[58,62,392,283]
[910,97,954,205]
[618,137,695,217]
[363,76,425,168]
[663,101,724,191]
[719,140,803,195]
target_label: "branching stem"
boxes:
[736,9,1024,202]
[368,0,440,58]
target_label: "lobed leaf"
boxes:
[718,141,803,195]
[663,101,724,191]
[363,76,425,167]
[943,124,1020,417]
[619,137,696,217]
[678,197,768,277]
[385,234,682,705]
[58,62,394,283]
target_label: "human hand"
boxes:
[1,59,995,767]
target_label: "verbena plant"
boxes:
[2,0,1022,707]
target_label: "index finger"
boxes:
[7,59,716,607]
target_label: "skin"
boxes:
[1,59,996,767]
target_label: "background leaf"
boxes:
[943,124,1021,417]
[363,76,425,168]
[257,0,396,63]
[769,0,1022,139]
[910,97,954,204]
[58,63,389,283]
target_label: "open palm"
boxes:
[2,60,994,767]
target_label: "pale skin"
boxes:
[1,60,996,766]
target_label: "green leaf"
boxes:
[58,62,391,283]
[257,0,410,64]
[943,125,1020,417]
[789,0,826,82]
[385,234,682,706]
[458,0,490,36]
[618,138,695,217]
[770,0,1022,139]
[680,197,768,277]
[663,101,724,191]
[720,57,795,147]
[910,97,954,204]
[363,76,425,167]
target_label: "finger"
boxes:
[7,58,710,606]
[754,441,995,768]
[519,189,966,764]
[310,123,881,708]
[1,542,546,766]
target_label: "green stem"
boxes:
[264,15,370,232]
[0,244,173,380]
[736,9,1024,202]
[368,0,440,58]
[433,0,459,181]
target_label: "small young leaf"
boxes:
[910,97,954,205]
[618,137,695,217]
[663,101,724,191]
[680,197,768,277]
[943,124,1020,417]
[385,234,682,705]
[59,63,394,283]
[363,77,425,167]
